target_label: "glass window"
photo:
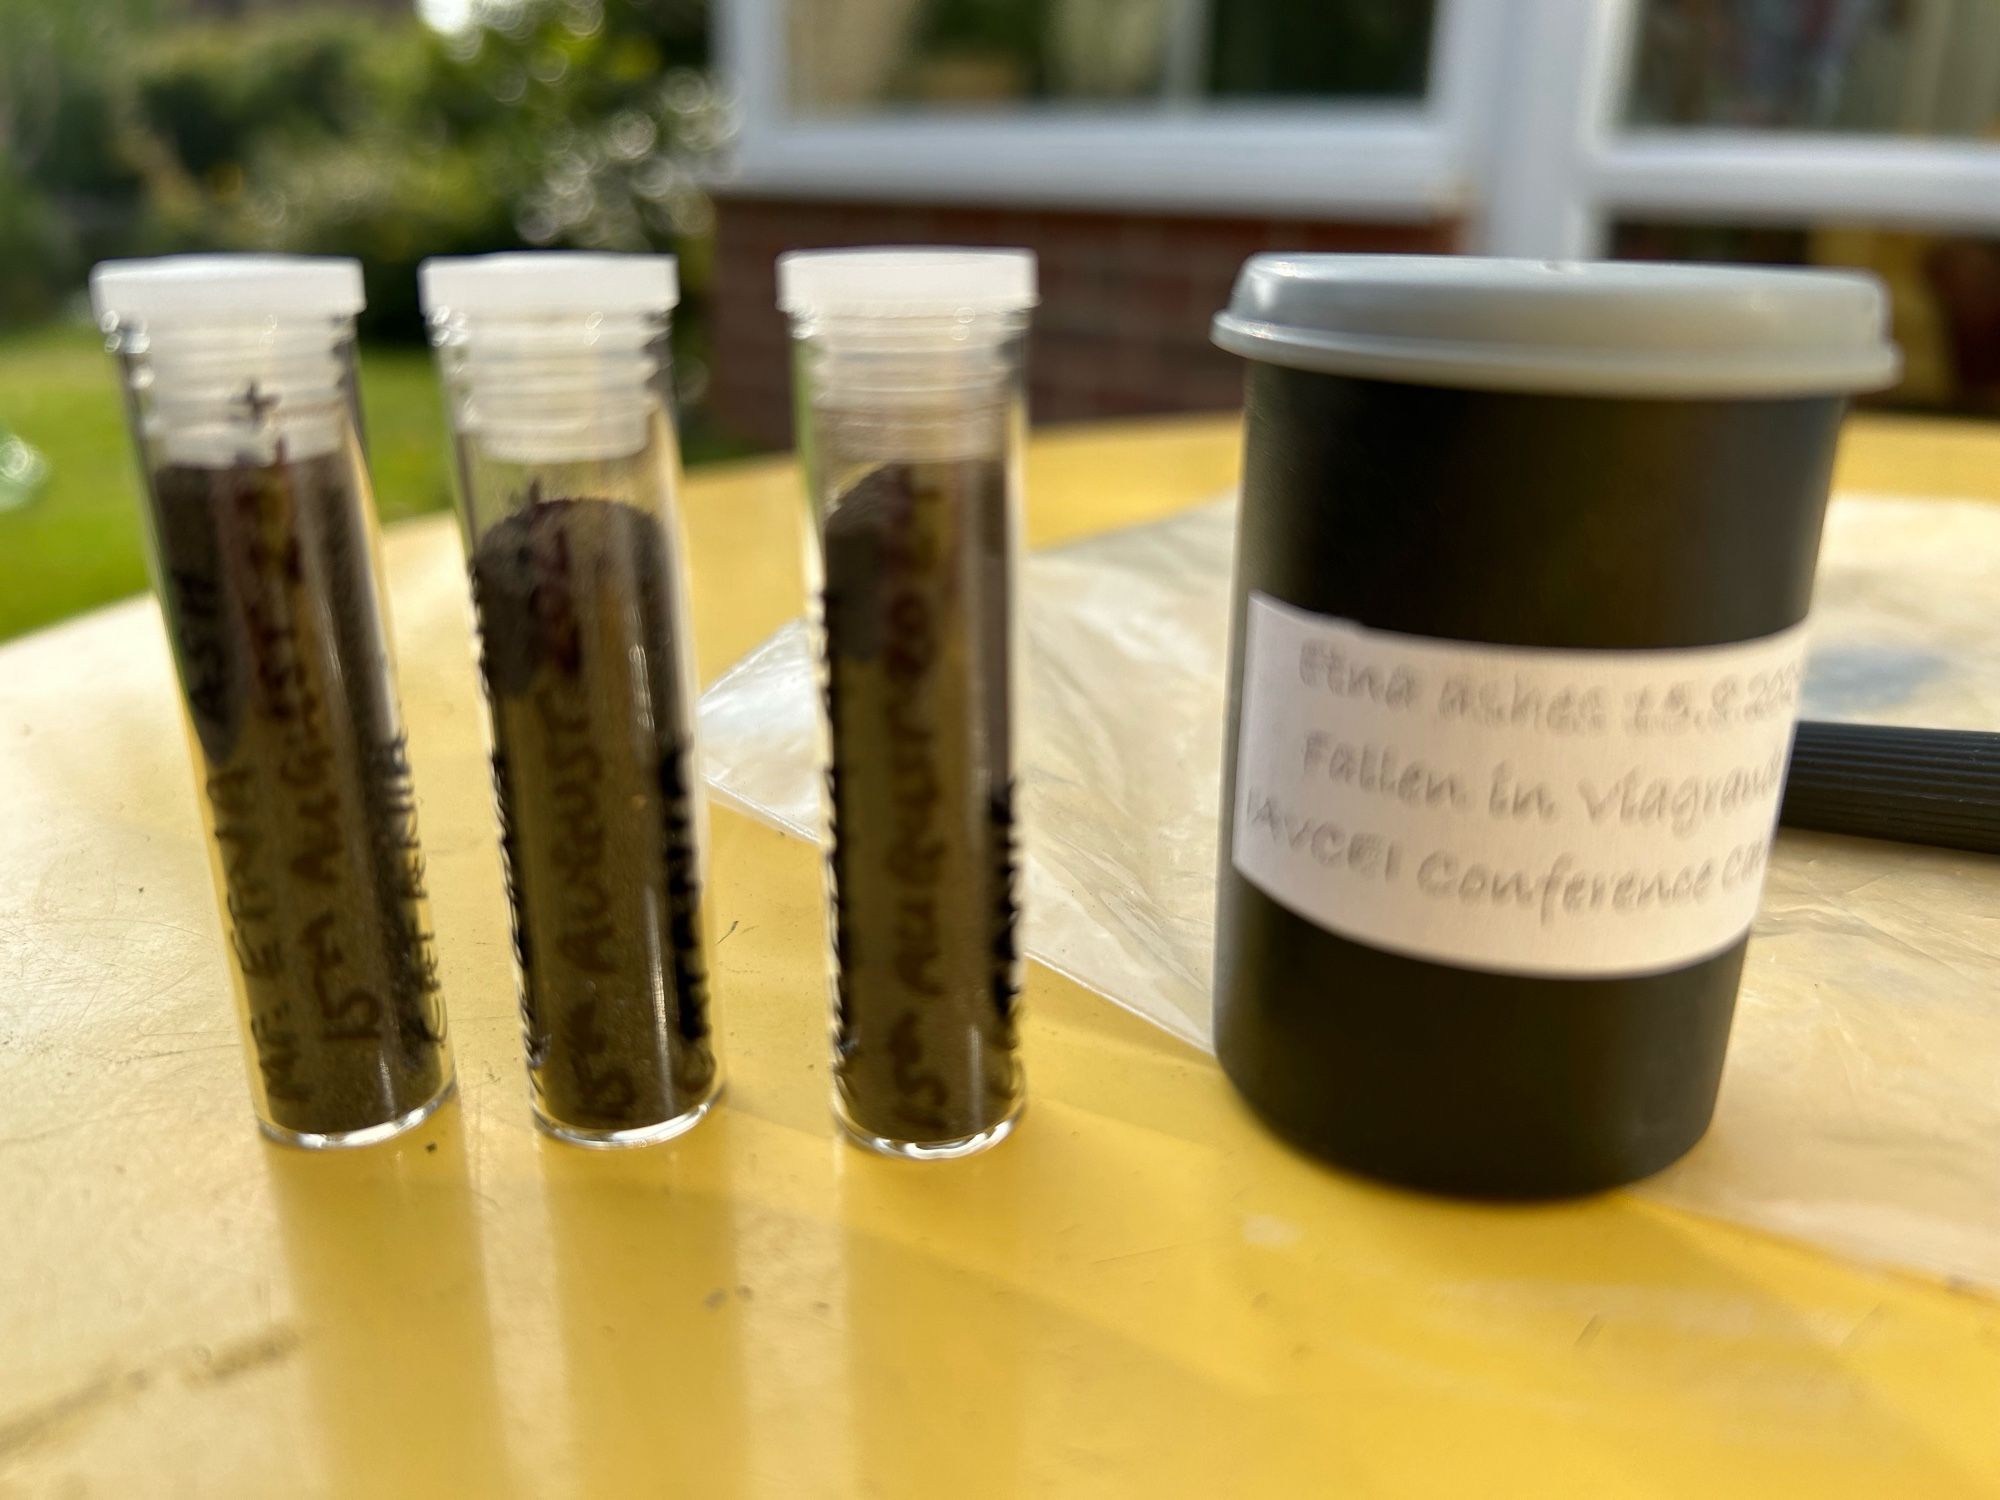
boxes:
[1613,219,2000,413]
[786,0,1436,115]
[1205,0,1435,101]
[1627,0,2000,136]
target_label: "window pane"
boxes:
[1206,0,1435,100]
[1627,0,2000,136]
[1613,219,2000,413]
[787,0,1435,115]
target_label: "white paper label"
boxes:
[1231,594,1809,978]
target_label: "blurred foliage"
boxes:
[0,157,78,325]
[0,0,746,639]
[0,0,159,320]
[130,14,420,178]
[0,0,730,342]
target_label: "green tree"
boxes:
[0,0,159,320]
[163,2,721,336]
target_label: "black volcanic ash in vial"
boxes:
[470,492,715,1138]
[819,457,1021,1149]
[151,450,450,1139]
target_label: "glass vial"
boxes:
[778,247,1035,1159]
[93,256,454,1148]
[421,253,719,1147]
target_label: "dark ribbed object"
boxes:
[1780,721,2000,856]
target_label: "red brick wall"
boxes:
[708,197,1461,448]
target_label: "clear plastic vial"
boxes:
[778,247,1035,1160]
[93,255,455,1148]
[421,253,719,1148]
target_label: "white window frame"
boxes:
[717,0,1499,219]
[1485,0,2000,257]
[717,0,2000,252]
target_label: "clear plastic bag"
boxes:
[701,492,2000,1291]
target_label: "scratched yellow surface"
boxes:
[2,413,1997,1498]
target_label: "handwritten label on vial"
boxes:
[1232,593,1808,978]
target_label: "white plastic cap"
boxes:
[418,252,679,318]
[90,255,363,326]
[777,247,1037,318]
[1212,255,1899,398]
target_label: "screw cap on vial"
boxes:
[91,255,364,464]
[419,252,679,319]
[777,247,1037,320]
[91,255,364,327]
[420,252,680,465]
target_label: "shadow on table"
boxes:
[538,1110,751,1500]
[818,1086,1989,1493]
[828,1125,1276,1494]
[262,1095,515,1495]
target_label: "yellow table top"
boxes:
[3,412,1996,1498]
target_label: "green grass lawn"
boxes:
[0,324,455,642]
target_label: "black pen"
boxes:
[1781,721,2000,855]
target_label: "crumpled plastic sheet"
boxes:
[700,492,2000,1293]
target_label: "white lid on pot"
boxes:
[1212,255,1900,398]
